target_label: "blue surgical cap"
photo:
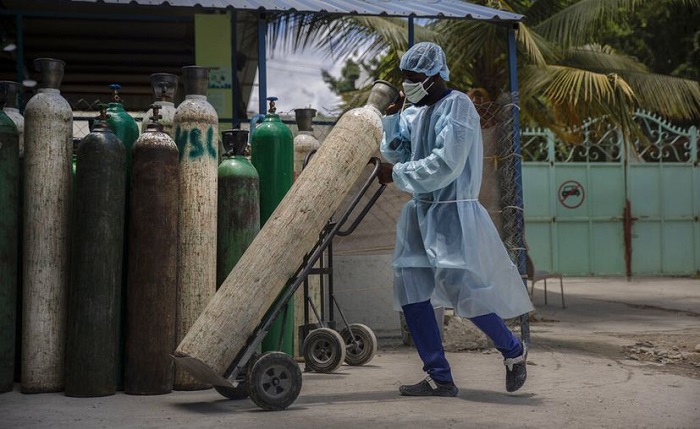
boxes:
[399,42,450,81]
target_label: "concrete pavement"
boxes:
[1,276,698,428]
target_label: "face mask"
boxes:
[402,76,434,104]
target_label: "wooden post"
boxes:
[174,106,383,377]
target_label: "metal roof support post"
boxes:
[507,24,529,344]
[257,12,267,115]
[230,10,239,123]
[407,16,414,47]
[15,12,24,101]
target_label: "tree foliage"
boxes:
[597,1,700,80]
[269,0,700,137]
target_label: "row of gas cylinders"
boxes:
[0,58,321,397]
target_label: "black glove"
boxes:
[378,162,394,185]
[385,91,405,115]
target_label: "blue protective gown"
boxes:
[380,90,533,319]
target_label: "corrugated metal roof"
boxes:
[71,0,524,22]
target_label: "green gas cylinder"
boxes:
[105,84,139,234]
[0,81,23,388]
[250,97,295,355]
[105,84,139,388]
[105,84,139,178]
[0,104,19,393]
[217,129,260,289]
[251,98,294,225]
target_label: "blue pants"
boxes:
[402,300,523,384]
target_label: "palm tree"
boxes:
[269,0,700,139]
[268,14,443,107]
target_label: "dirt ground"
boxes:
[440,281,700,382]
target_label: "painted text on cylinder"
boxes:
[173,66,219,390]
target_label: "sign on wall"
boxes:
[558,180,585,209]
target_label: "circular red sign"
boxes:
[558,180,585,209]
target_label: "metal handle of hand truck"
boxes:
[335,157,387,237]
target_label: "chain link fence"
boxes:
[72,108,338,142]
[330,93,525,260]
[70,92,526,276]
[323,93,528,338]
[70,94,527,337]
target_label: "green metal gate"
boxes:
[521,111,699,276]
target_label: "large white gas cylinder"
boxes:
[172,66,219,390]
[21,58,73,393]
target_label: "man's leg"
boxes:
[400,300,458,396]
[470,313,527,392]
[403,300,452,383]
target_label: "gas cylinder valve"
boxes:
[150,104,162,124]
[145,104,164,133]
[109,83,122,102]
[267,96,278,114]
[97,104,108,121]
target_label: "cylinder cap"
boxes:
[182,66,209,96]
[0,81,22,109]
[34,58,65,90]
[150,73,179,102]
[366,80,399,112]
[294,108,316,132]
[222,129,249,156]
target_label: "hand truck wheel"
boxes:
[339,323,377,366]
[302,327,346,373]
[247,351,302,411]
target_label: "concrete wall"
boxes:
[332,254,401,340]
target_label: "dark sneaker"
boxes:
[504,342,528,392]
[399,377,458,397]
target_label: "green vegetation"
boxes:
[269,0,700,139]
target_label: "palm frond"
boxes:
[516,24,558,66]
[535,0,641,48]
[519,64,642,140]
[543,65,636,107]
[269,13,440,62]
[556,44,700,120]
[562,44,649,73]
[517,64,561,126]
[434,20,499,68]
[615,71,700,120]
[674,0,700,6]
[519,0,570,26]
[518,64,556,104]
[267,12,327,52]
